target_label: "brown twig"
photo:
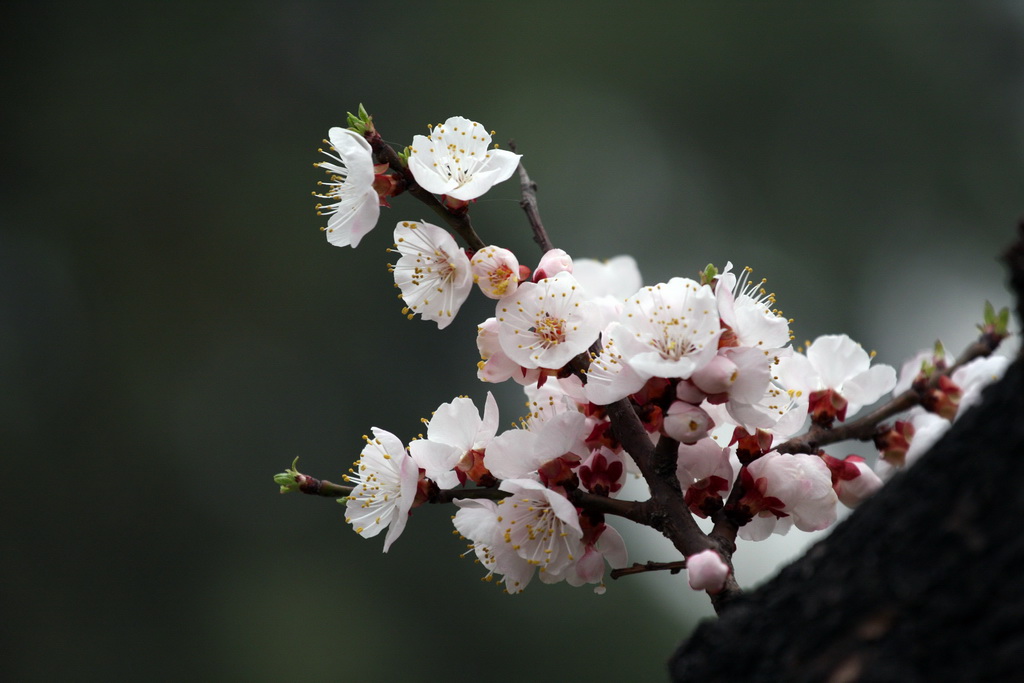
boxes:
[367,132,486,252]
[508,141,555,254]
[285,472,646,522]
[610,560,689,580]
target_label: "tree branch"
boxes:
[776,333,1001,455]
[280,470,646,522]
[367,131,486,252]
[610,560,689,580]
[508,141,555,254]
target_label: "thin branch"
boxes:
[508,141,554,254]
[282,471,646,521]
[603,400,716,559]
[610,560,689,580]
[367,132,486,252]
[777,333,1001,455]
[570,489,647,523]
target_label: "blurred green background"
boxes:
[3,1,1022,680]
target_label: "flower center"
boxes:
[650,320,696,361]
[488,264,514,295]
[532,315,565,346]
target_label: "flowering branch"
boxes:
[276,461,647,521]
[302,106,1014,615]
[777,333,1002,455]
[708,329,1006,554]
[367,130,487,252]
[604,399,719,559]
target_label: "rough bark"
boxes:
[670,224,1024,682]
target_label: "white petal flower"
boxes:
[565,524,628,594]
[407,116,521,201]
[775,334,896,418]
[343,427,419,552]
[715,263,792,350]
[620,278,722,380]
[471,245,520,299]
[314,127,381,248]
[874,407,950,480]
[391,221,473,329]
[746,452,838,533]
[485,410,590,481]
[496,272,601,369]
[453,498,535,594]
[573,255,644,333]
[676,437,733,488]
[496,479,584,578]
[952,355,1011,417]
[533,248,573,281]
[409,393,499,489]
[584,322,649,405]
[476,317,541,385]
[833,456,882,508]
[663,401,714,444]
[572,256,643,300]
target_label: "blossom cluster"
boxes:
[301,110,1013,598]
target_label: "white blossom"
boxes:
[453,498,534,594]
[741,452,838,541]
[343,427,419,552]
[391,221,473,329]
[407,116,521,201]
[496,272,601,369]
[775,334,896,419]
[314,127,380,248]
[619,278,722,380]
[715,263,792,350]
[686,549,730,593]
[471,245,520,299]
[485,410,590,481]
[496,479,584,581]
[409,394,499,489]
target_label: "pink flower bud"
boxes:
[533,248,573,281]
[675,379,707,404]
[691,354,739,395]
[686,549,730,593]
[663,401,714,444]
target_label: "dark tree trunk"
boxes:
[670,226,1024,683]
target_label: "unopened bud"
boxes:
[921,375,962,420]
[663,401,713,444]
[686,549,730,593]
[691,354,739,395]
[533,248,573,281]
[874,420,914,467]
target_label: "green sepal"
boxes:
[274,457,303,494]
[346,103,374,135]
[701,263,719,287]
[979,300,1011,336]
